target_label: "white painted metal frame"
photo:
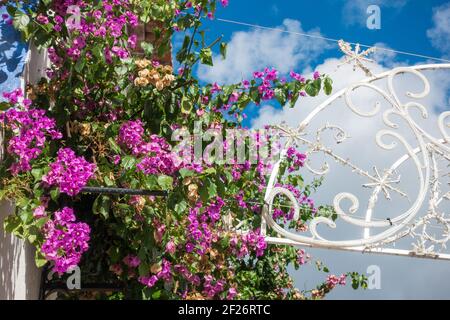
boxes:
[261,63,450,260]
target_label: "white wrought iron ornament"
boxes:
[337,40,377,77]
[261,63,450,260]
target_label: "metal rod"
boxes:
[265,237,450,261]
[81,187,168,197]
[44,283,124,291]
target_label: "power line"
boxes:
[216,17,450,64]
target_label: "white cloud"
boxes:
[342,0,409,26]
[197,19,331,84]
[427,2,450,58]
[372,42,403,68]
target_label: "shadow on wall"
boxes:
[0,6,28,98]
[0,3,42,300]
[0,201,41,300]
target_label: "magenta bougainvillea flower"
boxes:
[0,90,62,175]
[42,148,96,196]
[41,207,90,274]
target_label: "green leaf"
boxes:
[152,290,162,299]
[174,200,188,214]
[199,178,217,201]
[274,88,287,105]
[203,167,216,175]
[138,262,149,277]
[200,48,213,66]
[35,250,47,268]
[92,45,103,60]
[324,77,333,95]
[144,175,158,190]
[103,175,115,187]
[108,138,122,154]
[13,12,30,31]
[289,92,299,107]
[140,42,154,56]
[179,168,194,178]
[305,82,319,97]
[4,215,21,234]
[0,102,10,111]
[35,217,48,229]
[74,57,85,73]
[220,42,227,59]
[18,209,32,224]
[115,65,128,76]
[121,156,137,170]
[93,195,111,219]
[180,95,193,114]
[157,175,173,190]
[28,233,37,244]
[31,168,44,182]
[50,188,60,202]
[176,35,190,63]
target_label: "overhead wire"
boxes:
[215,17,450,64]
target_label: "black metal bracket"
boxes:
[81,186,168,197]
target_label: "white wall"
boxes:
[0,201,41,300]
[0,43,49,300]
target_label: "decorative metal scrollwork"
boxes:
[262,64,450,260]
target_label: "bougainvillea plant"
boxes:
[0,0,367,300]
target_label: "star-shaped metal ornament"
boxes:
[337,40,377,77]
[362,167,407,200]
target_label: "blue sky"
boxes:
[192,0,450,128]
[210,0,446,60]
[205,0,447,64]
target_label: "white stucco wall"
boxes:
[0,201,41,299]
[0,43,49,300]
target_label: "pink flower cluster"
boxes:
[44,0,138,64]
[273,183,317,220]
[1,13,13,25]
[174,264,201,286]
[118,120,180,176]
[41,207,90,274]
[42,148,96,196]
[186,198,224,255]
[326,274,347,289]
[231,229,267,258]
[138,259,172,288]
[203,275,225,298]
[117,120,149,156]
[176,1,225,22]
[253,67,279,100]
[289,70,306,82]
[297,249,310,265]
[286,147,306,172]
[123,254,141,268]
[0,89,62,175]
